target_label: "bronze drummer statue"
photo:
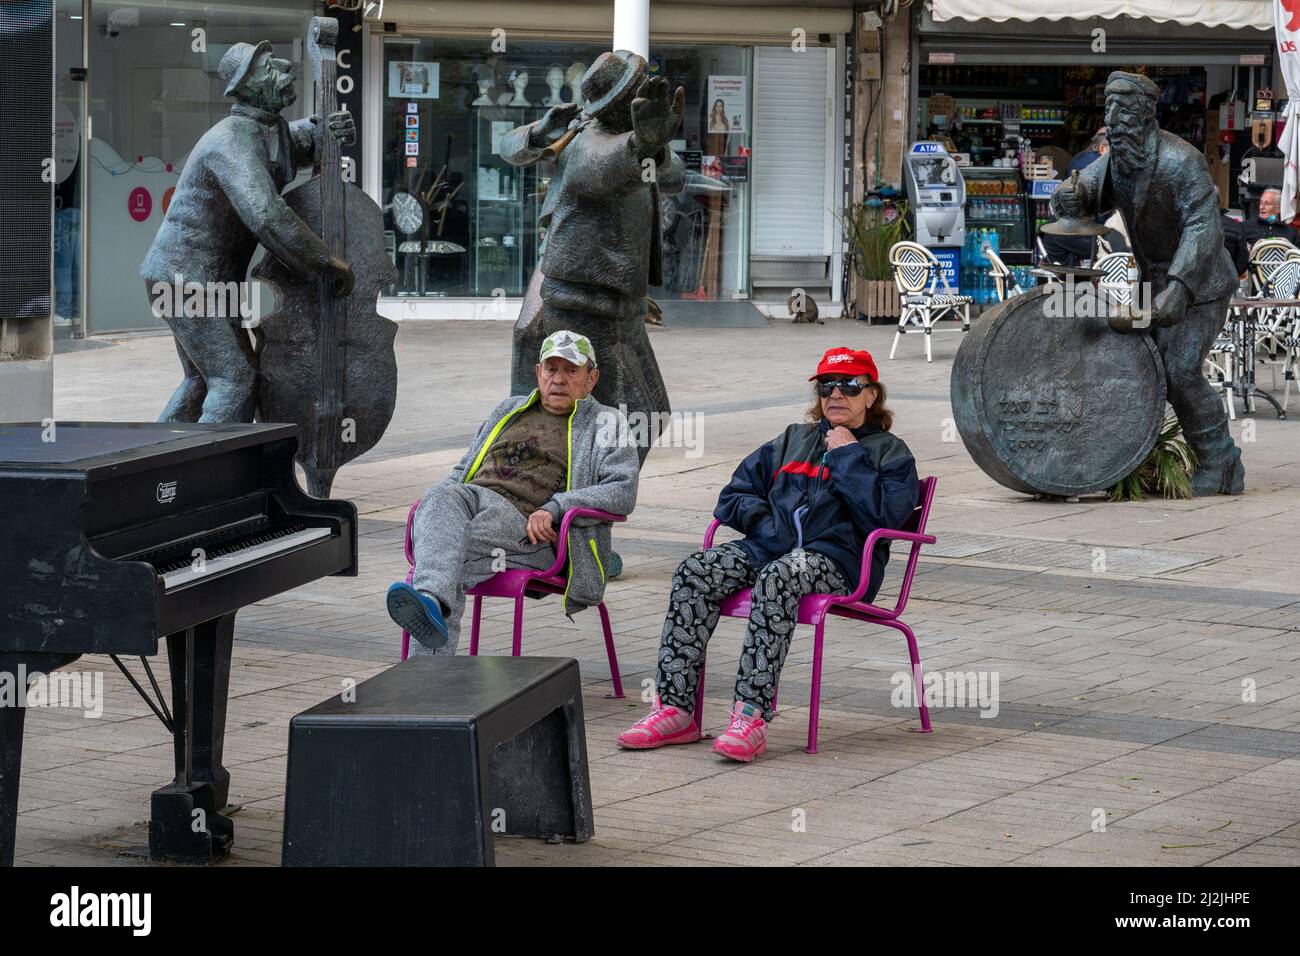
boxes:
[1051,71,1244,495]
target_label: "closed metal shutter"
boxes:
[752,46,834,259]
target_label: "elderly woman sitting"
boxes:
[618,347,919,762]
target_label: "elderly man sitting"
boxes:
[387,330,639,653]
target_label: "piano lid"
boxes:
[0,422,300,475]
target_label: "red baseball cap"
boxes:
[809,347,879,383]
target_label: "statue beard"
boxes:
[1109,127,1153,177]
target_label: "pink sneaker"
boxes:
[713,701,767,762]
[617,697,702,750]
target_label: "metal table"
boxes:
[1226,295,1298,419]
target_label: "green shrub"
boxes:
[1108,414,1198,502]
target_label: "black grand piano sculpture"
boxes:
[0,423,357,864]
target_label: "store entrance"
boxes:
[918,63,1234,265]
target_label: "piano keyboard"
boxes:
[159,525,332,590]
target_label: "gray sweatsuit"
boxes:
[409,388,639,655]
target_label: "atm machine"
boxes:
[902,141,966,293]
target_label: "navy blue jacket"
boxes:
[714,419,919,600]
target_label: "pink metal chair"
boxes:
[694,475,938,753]
[399,502,625,698]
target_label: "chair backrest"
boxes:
[1095,251,1137,307]
[1249,238,1297,296]
[983,245,1021,302]
[884,476,937,616]
[890,240,939,295]
[905,476,937,536]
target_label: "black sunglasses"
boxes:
[816,378,871,398]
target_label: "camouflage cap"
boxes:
[539,329,597,368]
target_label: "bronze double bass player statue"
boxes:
[256,18,398,497]
[142,16,397,498]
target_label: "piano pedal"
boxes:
[148,782,234,863]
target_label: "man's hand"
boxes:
[327,255,355,297]
[534,103,581,145]
[315,111,356,147]
[631,77,685,158]
[526,509,558,545]
[825,426,856,451]
[1152,281,1189,328]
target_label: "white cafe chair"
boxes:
[888,240,971,363]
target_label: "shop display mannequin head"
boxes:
[508,69,530,107]
[471,65,495,106]
[565,62,587,106]
[544,64,566,106]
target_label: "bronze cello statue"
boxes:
[255,16,398,497]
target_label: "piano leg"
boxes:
[0,694,24,867]
[149,612,235,862]
[1,653,79,867]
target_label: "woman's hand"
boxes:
[825,426,856,451]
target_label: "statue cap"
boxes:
[219,40,274,98]
[1104,71,1159,102]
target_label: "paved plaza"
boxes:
[14,315,1300,866]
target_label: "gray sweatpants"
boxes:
[409,482,555,656]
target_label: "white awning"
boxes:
[929,0,1272,31]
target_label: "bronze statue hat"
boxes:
[1104,70,1159,102]
[219,40,274,97]
[580,50,646,120]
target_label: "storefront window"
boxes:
[379,37,751,300]
[86,0,316,333]
[54,0,85,336]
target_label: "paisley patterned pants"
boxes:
[655,542,848,720]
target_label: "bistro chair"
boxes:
[888,241,971,363]
[984,245,1024,303]
[1253,247,1300,410]
[1094,251,1138,310]
[398,501,626,697]
[692,476,939,754]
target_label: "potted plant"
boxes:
[841,199,910,322]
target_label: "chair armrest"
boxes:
[703,518,722,549]
[547,508,628,577]
[840,526,937,609]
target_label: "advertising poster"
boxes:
[388,61,440,99]
[706,75,747,135]
[720,155,749,182]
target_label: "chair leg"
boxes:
[511,594,525,656]
[468,595,483,656]
[597,601,624,698]
[889,327,903,360]
[895,619,932,733]
[400,629,410,662]
[771,687,778,719]
[924,322,933,363]
[806,619,827,754]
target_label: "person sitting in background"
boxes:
[1241,188,1300,250]
[1216,186,1249,278]
[1069,128,1109,174]
[616,347,919,763]
[386,330,638,654]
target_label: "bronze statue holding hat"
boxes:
[1050,70,1243,495]
[499,51,686,465]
